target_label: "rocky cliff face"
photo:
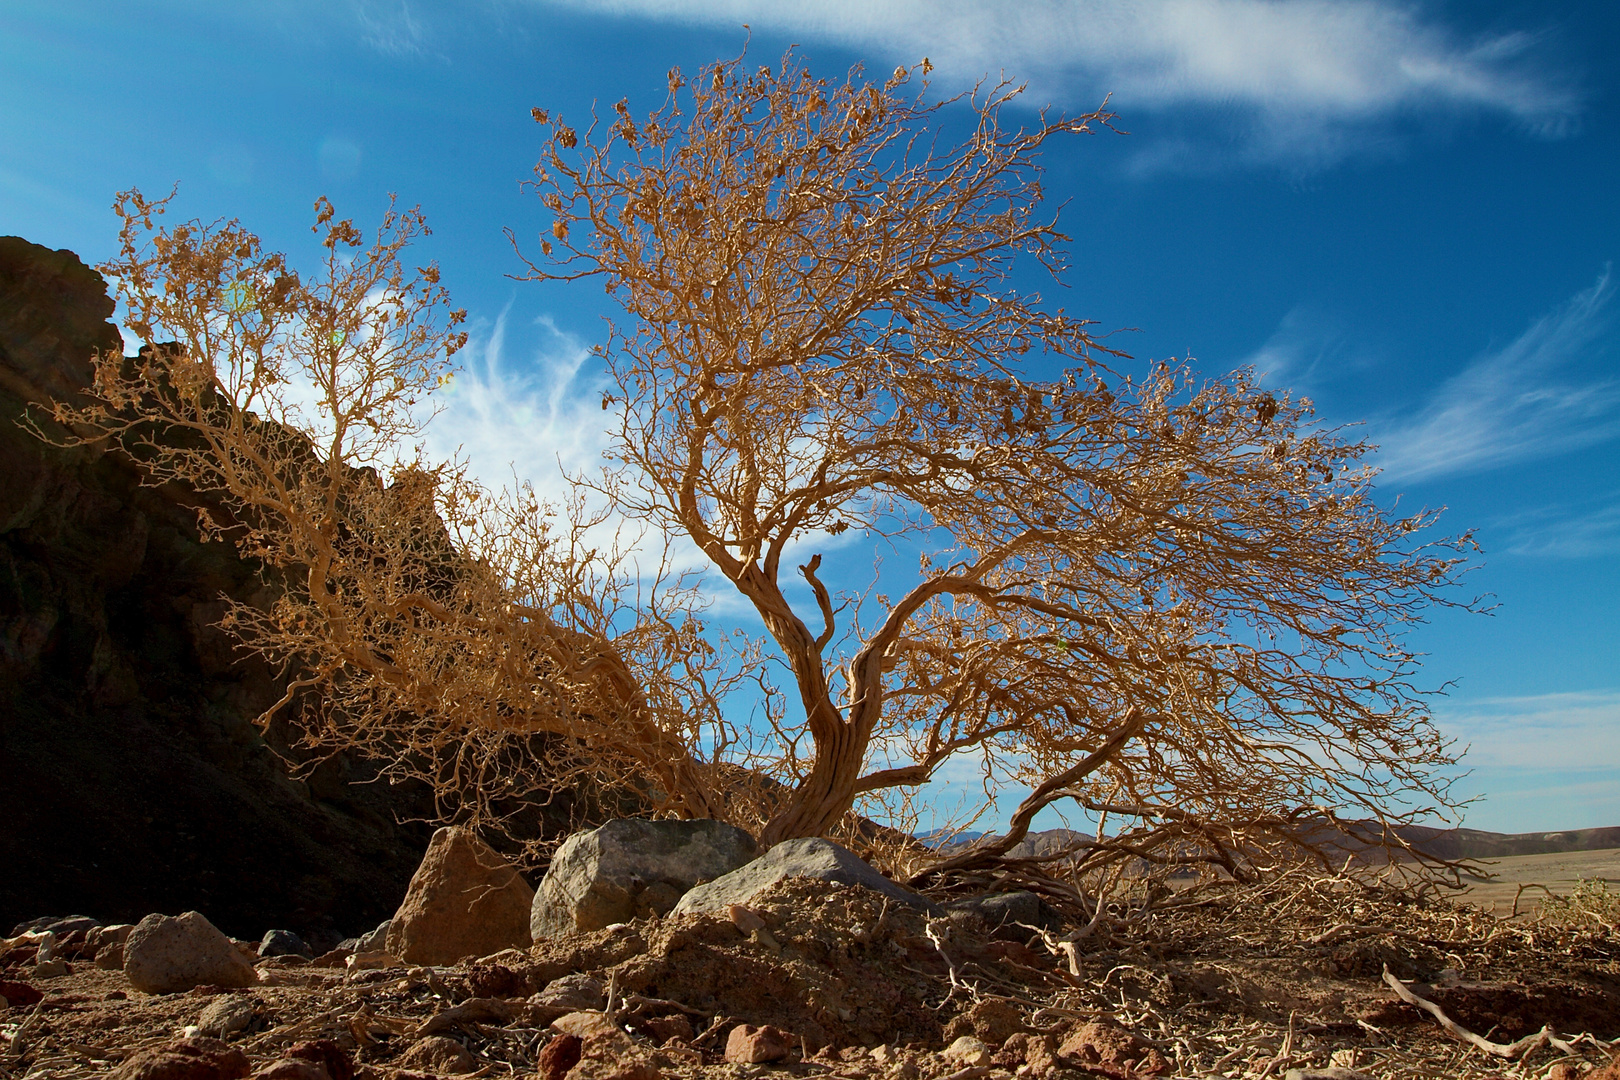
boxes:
[0,236,441,943]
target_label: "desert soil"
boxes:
[2,872,1617,1080]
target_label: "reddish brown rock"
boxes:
[0,980,43,1006]
[538,1034,583,1080]
[1587,1050,1620,1080]
[635,1016,694,1045]
[1057,1021,1170,1075]
[108,1036,251,1080]
[996,1031,1060,1077]
[385,827,533,966]
[396,1036,477,1075]
[943,997,1026,1046]
[550,1012,660,1080]
[724,1023,795,1064]
[287,1040,353,1080]
[250,1062,328,1080]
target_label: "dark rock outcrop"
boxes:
[0,236,442,938]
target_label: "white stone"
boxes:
[530,819,757,940]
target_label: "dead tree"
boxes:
[517,51,1478,854]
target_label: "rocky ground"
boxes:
[3,869,1617,1080]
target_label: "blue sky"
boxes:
[3,0,1615,834]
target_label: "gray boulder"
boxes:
[531,972,606,1012]
[531,819,758,939]
[671,837,937,916]
[10,915,98,937]
[195,993,262,1038]
[944,891,1062,938]
[257,929,310,958]
[123,911,258,993]
[357,919,390,952]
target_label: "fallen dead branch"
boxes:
[1380,964,1552,1060]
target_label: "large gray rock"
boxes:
[945,891,1062,938]
[671,837,937,916]
[357,919,389,952]
[385,826,534,966]
[123,911,258,994]
[531,819,758,939]
[257,929,310,958]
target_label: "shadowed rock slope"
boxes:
[0,235,441,942]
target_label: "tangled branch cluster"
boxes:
[517,50,1479,854]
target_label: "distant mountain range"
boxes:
[1396,825,1620,860]
[925,825,1620,861]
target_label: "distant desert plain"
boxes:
[1457,846,1620,916]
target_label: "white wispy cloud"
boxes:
[1496,496,1620,559]
[423,303,612,497]
[354,0,429,56]
[1436,689,1620,829]
[1372,270,1619,483]
[541,0,1577,165]
[1437,689,1620,771]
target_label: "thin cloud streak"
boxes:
[542,0,1577,164]
[1497,497,1620,559]
[1372,270,1618,483]
[423,304,611,495]
[1436,689,1620,772]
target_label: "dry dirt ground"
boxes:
[2,872,1617,1080]
[1455,849,1620,919]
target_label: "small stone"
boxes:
[344,950,401,972]
[538,1034,583,1080]
[124,913,258,995]
[396,1036,477,1075]
[552,1012,660,1080]
[533,974,607,1012]
[257,930,310,959]
[250,1060,328,1080]
[942,1036,990,1068]
[1056,1022,1169,1075]
[287,1040,352,1080]
[196,995,260,1038]
[109,1036,251,1080]
[554,1012,632,1045]
[386,827,533,965]
[726,904,766,933]
[97,941,128,970]
[87,924,134,962]
[308,947,351,968]
[944,892,1061,939]
[725,1023,795,1064]
[29,958,69,978]
[637,1015,694,1045]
